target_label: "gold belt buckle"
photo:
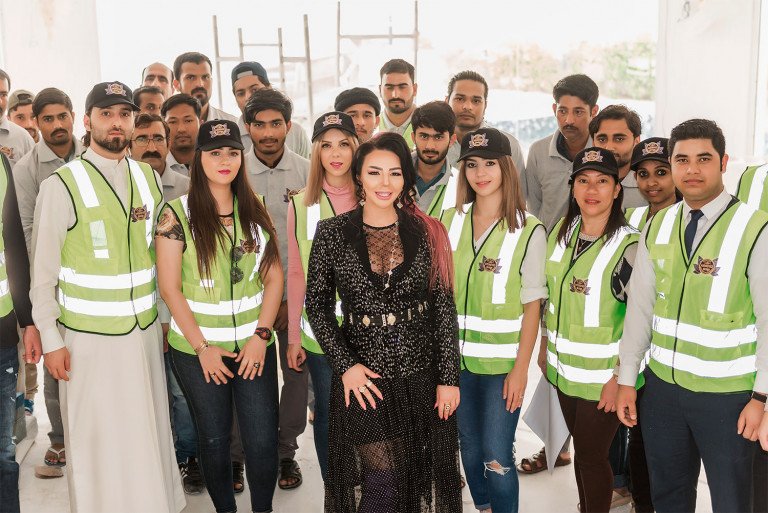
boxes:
[387,313,396,325]
[362,315,371,327]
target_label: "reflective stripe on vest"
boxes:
[427,169,459,218]
[128,159,155,247]
[626,205,649,230]
[739,164,768,211]
[0,157,11,317]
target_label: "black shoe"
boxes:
[179,457,205,495]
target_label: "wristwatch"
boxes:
[254,327,273,341]
[752,391,768,404]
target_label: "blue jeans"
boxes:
[170,344,279,513]
[640,369,755,513]
[0,344,20,513]
[306,351,332,481]
[457,370,521,513]
[164,352,198,463]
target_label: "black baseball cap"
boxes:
[571,147,619,179]
[85,81,139,112]
[630,137,670,171]
[311,111,357,142]
[334,87,381,116]
[458,127,512,161]
[231,62,269,87]
[196,120,244,151]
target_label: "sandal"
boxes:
[516,447,571,474]
[233,461,245,494]
[44,446,66,467]
[278,458,302,490]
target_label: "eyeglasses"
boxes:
[231,246,244,284]
[132,135,167,147]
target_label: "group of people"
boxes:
[0,52,767,513]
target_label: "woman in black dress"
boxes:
[306,132,462,513]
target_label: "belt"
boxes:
[348,300,429,327]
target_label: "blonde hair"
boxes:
[304,133,360,206]
[456,155,527,231]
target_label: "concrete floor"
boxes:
[18,358,713,513]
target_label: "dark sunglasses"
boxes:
[231,246,244,284]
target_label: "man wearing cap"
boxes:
[8,90,38,143]
[378,58,417,150]
[161,94,201,177]
[133,86,166,116]
[173,52,237,124]
[444,70,526,176]
[30,81,184,512]
[522,74,599,234]
[230,61,310,158]
[334,87,380,143]
[142,62,174,99]
[616,119,768,513]
[0,70,34,167]
[243,87,310,489]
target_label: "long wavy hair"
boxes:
[350,132,454,290]
[304,131,359,206]
[456,155,527,231]
[187,149,279,280]
[557,172,627,244]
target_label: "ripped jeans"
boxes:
[457,370,521,513]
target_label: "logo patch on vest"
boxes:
[284,188,300,203]
[240,238,260,254]
[478,256,501,274]
[323,114,341,126]
[641,141,664,155]
[130,204,149,222]
[582,150,603,163]
[469,133,489,148]
[104,83,126,96]
[693,256,719,276]
[0,146,14,160]
[209,123,231,138]
[569,277,590,295]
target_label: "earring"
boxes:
[359,198,366,206]
[359,192,366,206]
[396,199,403,208]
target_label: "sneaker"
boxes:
[24,399,34,415]
[179,457,205,495]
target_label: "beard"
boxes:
[387,99,411,115]
[191,87,209,107]
[417,146,449,165]
[91,128,129,153]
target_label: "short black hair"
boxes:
[447,70,488,100]
[244,89,292,124]
[32,87,74,118]
[133,86,164,107]
[412,101,456,136]
[173,52,213,82]
[379,59,415,82]
[553,74,599,109]
[161,93,202,118]
[669,118,726,160]
[588,104,642,138]
[134,112,170,140]
[0,69,9,89]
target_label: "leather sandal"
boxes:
[233,461,245,494]
[516,447,571,474]
[278,458,302,490]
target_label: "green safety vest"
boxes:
[736,164,768,211]
[378,116,415,150]
[442,204,542,374]
[292,190,342,354]
[646,200,767,393]
[167,194,273,354]
[424,168,459,218]
[0,157,11,317]
[56,158,161,334]
[624,205,649,231]
[545,218,639,401]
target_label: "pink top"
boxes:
[287,179,358,345]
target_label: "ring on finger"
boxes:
[365,379,373,387]
[358,385,368,393]
[253,362,260,368]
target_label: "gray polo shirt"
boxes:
[446,121,526,178]
[620,171,646,210]
[244,147,310,293]
[0,116,35,167]
[522,130,592,233]
[237,114,311,159]
[160,167,190,202]
[13,137,84,252]
[165,151,190,177]
[205,104,238,123]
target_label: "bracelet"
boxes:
[194,340,209,355]
[254,327,272,341]
[752,391,768,404]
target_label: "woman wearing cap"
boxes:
[285,111,359,481]
[538,147,640,513]
[155,119,283,513]
[440,127,545,513]
[305,132,462,512]
[625,137,680,231]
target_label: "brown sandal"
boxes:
[516,447,571,474]
[233,461,244,494]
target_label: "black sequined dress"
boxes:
[306,206,462,513]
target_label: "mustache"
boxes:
[141,151,162,159]
[563,124,577,131]
[259,138,278,144]
[191,87,208,96]
[51,129,68,136]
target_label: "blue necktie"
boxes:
[685,209,703,258]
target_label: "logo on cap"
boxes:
[582,150,603,163]
[323,114,342,126]
[105,83,126,96]
[641,141,664,155]
[469,133,489,148]
[209,123,231,138]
